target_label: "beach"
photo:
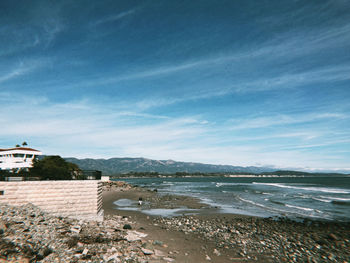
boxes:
[0,181,349,262]
[103,182,350,262]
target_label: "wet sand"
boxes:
[103,184,350,263]
[103,188,242,263]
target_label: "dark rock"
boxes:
[37,247,52,259]
[328,233,338,241]
[66,236,79,248]
[141,248,154,255]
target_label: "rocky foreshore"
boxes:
[2,181,350,262]
[101,181,135,192]
[154,215,350,262]
[0,204,171,262]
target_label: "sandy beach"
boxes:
[103,182,350,263]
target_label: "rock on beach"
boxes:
[154,215,350,262]
[0,203,169,262]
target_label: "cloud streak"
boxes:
[0,60,46,84]
[1,93,349,170]
[227,113,349,130]
[1,1,350,171]
[91,9,137,26]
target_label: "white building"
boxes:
[0,147,42,171]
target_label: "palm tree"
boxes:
[22,141,28,147]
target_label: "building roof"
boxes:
[0,147,41,152]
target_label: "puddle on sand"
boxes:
[113,198,198,217]
[114,199,138,207]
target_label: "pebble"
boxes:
[126,230,148,242]
[154,249,166,257]
[213,248,221,256]
[328,233,338,241]
[141,248,154,255]
[153,213,350,262]
[0,220,7,233]
[123,224,132,229]
[163,257,175,262]
[0,203,168,262]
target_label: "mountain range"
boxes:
[64,157,275,175]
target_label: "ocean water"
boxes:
[114,176,350,221]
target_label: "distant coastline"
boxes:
[65,156,350,176]
[111,172,350,179]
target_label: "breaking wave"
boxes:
[252,182,350,194]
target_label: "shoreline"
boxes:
[1,181,349,262]
[108,177,350,223]
[102,187,248,262]
[111,175,350,178]
[103,182,350,262]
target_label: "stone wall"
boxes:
[0,180,103,221]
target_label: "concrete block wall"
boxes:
[0,180,103,221]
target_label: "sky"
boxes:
[1,0,350,172]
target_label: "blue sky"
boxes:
[1,0,350,172]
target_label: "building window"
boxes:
[13,154,25,158]
[0,191,4,195]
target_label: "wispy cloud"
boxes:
[0,27,40,57]
[49,61,350,113]
[0,67,29,84]
[0,95,208,154]
[0,22,63,58]
[282,139,350,150]
[232,65,350,93]
[131,64,350,108]
[1,1,349,171]
[91,9,137,27]
[1,92,349,170]
[51,47,350,109]
[41,19,64,48]
[115,22,350,82]
[0,59,46,84]
[227,112,348,130]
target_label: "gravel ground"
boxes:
[154,215,350,262]
[2,181,349,262]
[0,203,172,262]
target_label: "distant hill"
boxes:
[64,157,275,175]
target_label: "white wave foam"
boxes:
[312,197,332,203]
[252,182,350,194]
[285,204,314,212]
[215,182,250,187]
[162,181,174,185]
[320,196,350,202]
[238,197,269,209]
[238,196,330,220]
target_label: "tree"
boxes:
[15,144,20,147]
[22,141,28,147]
[30,156,81,180]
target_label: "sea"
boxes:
[114,176,350,222]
